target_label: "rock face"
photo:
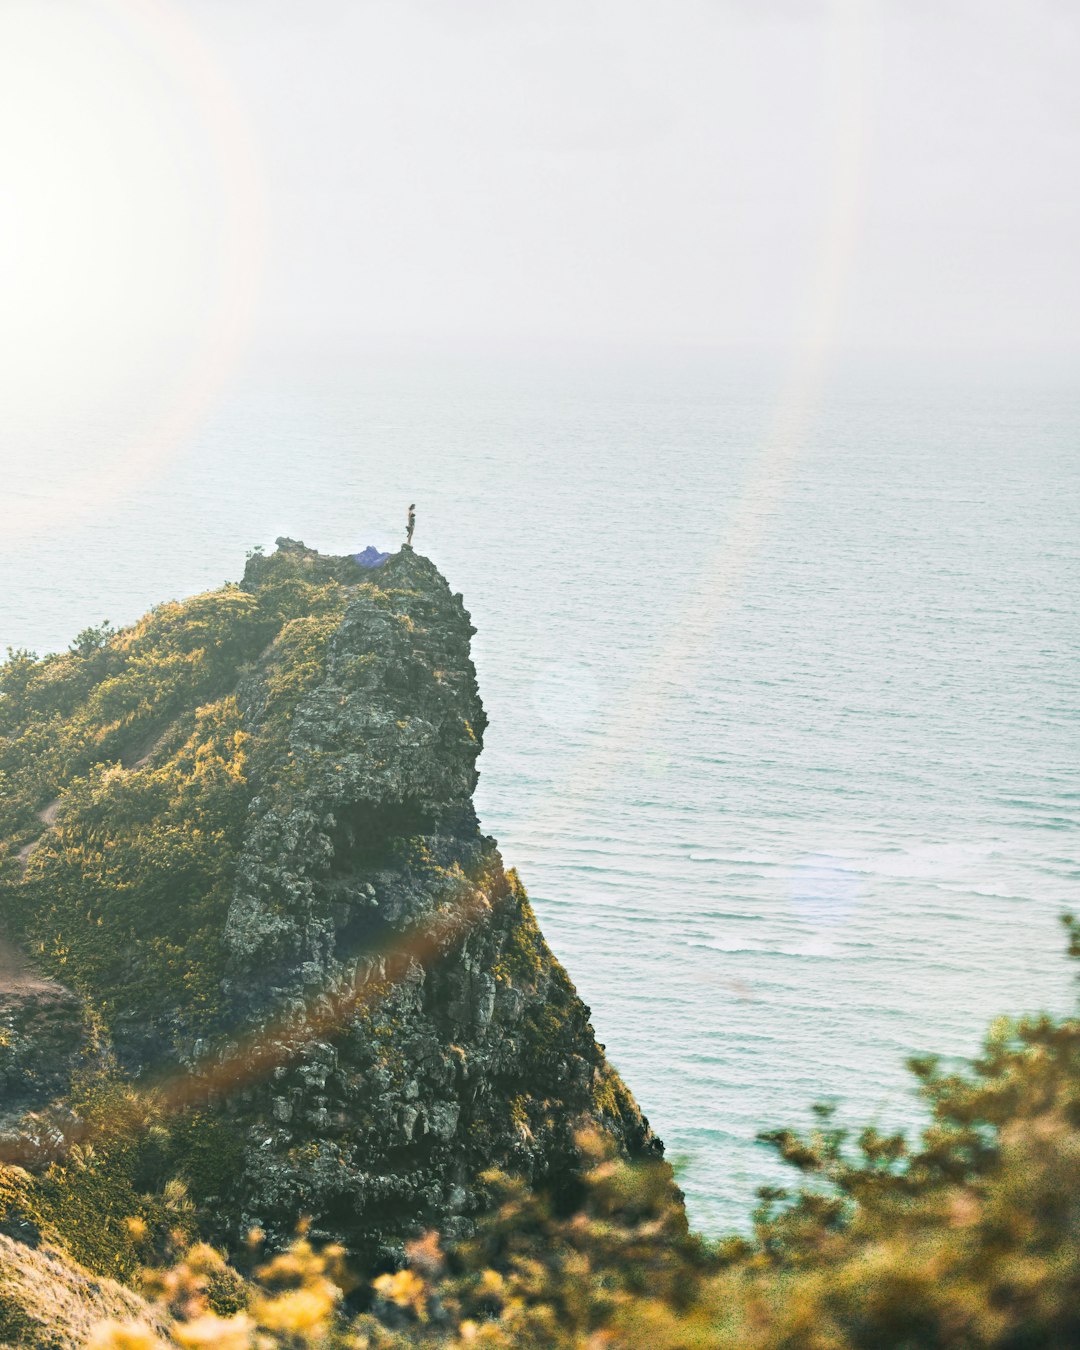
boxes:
[0,541,666,1268]
[0,938,97,1169]
[0,978,92,1166]
[209,544,662,1258]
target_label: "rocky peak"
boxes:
[0,541,672,1269]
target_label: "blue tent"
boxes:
[353,546,390,570]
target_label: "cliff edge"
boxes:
[0,540,668,1272]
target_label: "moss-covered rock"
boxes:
[0,540,671,1274]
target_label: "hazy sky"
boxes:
[1,0,1078,418]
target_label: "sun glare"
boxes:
[0,0,263,540]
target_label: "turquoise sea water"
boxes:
[2,352,1078,1233]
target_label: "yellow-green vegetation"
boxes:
[257,607,348,741]
[591,1063,638,1123]
[491,872,589,1078]
[507,1095,529,1132]
[0,591,268,841]
[491,874,544,988]
[13,699,248,1030]
[0,559,350,1033]
[85,1235,350,1350]
[0,1165,40,1240]
[76,924,1080,1349]
[0,1077,246,1283]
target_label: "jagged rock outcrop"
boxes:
[0,540,669,1271]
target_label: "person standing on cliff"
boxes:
[405,503,416,548]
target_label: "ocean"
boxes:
[2,349,1077,1233]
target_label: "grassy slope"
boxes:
[0,550,353,1036]
[0,1232,164,1349]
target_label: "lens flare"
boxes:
[0,0,266,549]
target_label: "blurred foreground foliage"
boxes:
[88,922,1080,1348]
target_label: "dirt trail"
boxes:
[4,799,67,993]
[14,798,61,868]
[0,935,53,995]
[38,799,61,826]
[125,724,168,771]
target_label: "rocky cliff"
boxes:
[0,541,666,1274]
